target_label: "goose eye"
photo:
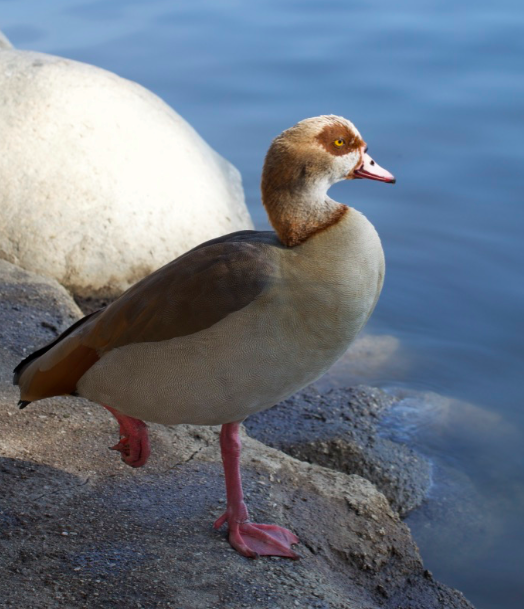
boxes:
[333,139,345,148]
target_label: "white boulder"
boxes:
[0,44,252,297]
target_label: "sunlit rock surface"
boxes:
[0,39,251,297]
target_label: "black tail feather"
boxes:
[18,400,31,410]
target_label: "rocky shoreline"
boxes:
[246,385,432,517]
[0,260,474,608]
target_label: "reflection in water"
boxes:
[318,333,406,390]
[381,391,524,607]
[2,1,524,607]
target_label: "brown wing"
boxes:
[15,231,283,403]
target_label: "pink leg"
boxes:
[213,422,299,559]
[103,405,150,468]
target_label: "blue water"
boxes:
[3,1,524,607]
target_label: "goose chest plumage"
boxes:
[14,115,395,559]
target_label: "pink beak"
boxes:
[353,151,396,184]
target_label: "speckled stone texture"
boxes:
[245,385,432,516]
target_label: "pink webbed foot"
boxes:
[214,513,300,559]
[103,405,150,468]
[215,422,300,559]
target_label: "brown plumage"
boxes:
[15,231,281,403]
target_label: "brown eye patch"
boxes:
[316,123,363,156]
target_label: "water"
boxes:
[2,1,524,606]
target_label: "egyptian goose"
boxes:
[14,115,395,559]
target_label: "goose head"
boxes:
[261,115,395,246]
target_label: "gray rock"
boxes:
[245,385,432,516]
[0,262,473,608]
[0,47,252,298]
[0,410,473,609]
[0,260,82,383]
